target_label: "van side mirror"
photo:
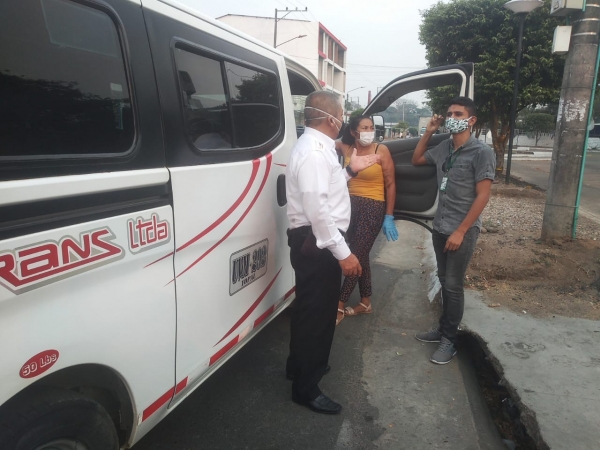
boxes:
[371,114,385,141]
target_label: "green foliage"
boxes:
[520,112,556,145]
[408,127,419,136]
[419,0,564,169]
[396,121,410,131]
[350,108,365,119]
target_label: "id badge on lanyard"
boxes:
[440,175,448,192]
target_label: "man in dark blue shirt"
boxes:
[411,97,496,364]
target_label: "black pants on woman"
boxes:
[286,227,341,401]
[339,196,386,303]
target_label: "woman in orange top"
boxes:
[335,115,398,325]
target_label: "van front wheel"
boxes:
[0,387,119,450]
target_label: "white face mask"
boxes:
[304,106,342,132]
[357,131,375,146]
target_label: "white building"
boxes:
[217,14,347,97]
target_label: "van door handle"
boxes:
[277,174,287,206]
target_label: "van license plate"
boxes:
[229,239,268,295]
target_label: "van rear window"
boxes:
[173,46,281,151]
[0,0,134,158]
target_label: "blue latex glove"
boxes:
[382,215,398,241]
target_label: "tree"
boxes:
[408,127,419,137]
[520,112,555,146]
[350,108,365,119]
[419,0,564,172]
[396,121,410,131]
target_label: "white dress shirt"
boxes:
[286,127,352,260]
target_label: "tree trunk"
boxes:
[535,130,540,146]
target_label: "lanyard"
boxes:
[444,146,462,173]
[440,145,462,192]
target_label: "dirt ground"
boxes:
[465,176,600,321]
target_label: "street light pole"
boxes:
[505,13,525,185]
[503,0,543,184]
[275,34,307,48]
[274,7,308,48]
[345,86,364,121]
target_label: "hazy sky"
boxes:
[179,0,444,107]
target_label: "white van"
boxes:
[0,0,473,448]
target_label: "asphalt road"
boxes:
[133,225,503,450]
[509,152,600,221]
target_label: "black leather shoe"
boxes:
[286,365,330,380]
[292,393,342,414]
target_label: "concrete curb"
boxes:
[462,290,600,450]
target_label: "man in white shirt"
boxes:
[286,91,380,414]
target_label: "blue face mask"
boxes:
[445,117,473,134]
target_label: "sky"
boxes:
[178,0,444,107]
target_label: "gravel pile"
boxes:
[481,186,600,240]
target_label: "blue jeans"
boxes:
[432,227,480,343]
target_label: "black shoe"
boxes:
[286,365,330,380]
[292,393,342,414]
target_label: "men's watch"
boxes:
[346,165,358,178]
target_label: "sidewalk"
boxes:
[343,224,504,450]
[462,291,600,450]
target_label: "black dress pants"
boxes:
[286,227,342,400]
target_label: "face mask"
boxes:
[445,117,473,134]
[304,106,343,133]
[357,131,375,146]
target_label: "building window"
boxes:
[174,46,281,151]
[0,0,135,158]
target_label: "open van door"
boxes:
[363,64,474,231]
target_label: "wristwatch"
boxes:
[346,165,358,178]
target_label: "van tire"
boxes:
[0,387,119,450]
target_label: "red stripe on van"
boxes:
[215,267,281,346]
[254,305,276,328]
[274,163,286,167]
[142,388,174,422]
[145,160,261,268]
[210,335,239,366]
[175,377,188,395]
[174,153,273,280]
[284,286,295,300]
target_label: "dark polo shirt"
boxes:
[424,135,496,235]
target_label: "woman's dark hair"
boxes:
[341,115,373,145]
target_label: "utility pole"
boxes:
[541,2,600,240]
[274,7,308,48]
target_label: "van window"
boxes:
[287,70,317,136]
[0,0,135,158]
[175,48,233,150]
[225,62,280,148]
[174,46,281,151]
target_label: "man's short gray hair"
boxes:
[304,91,342,125]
